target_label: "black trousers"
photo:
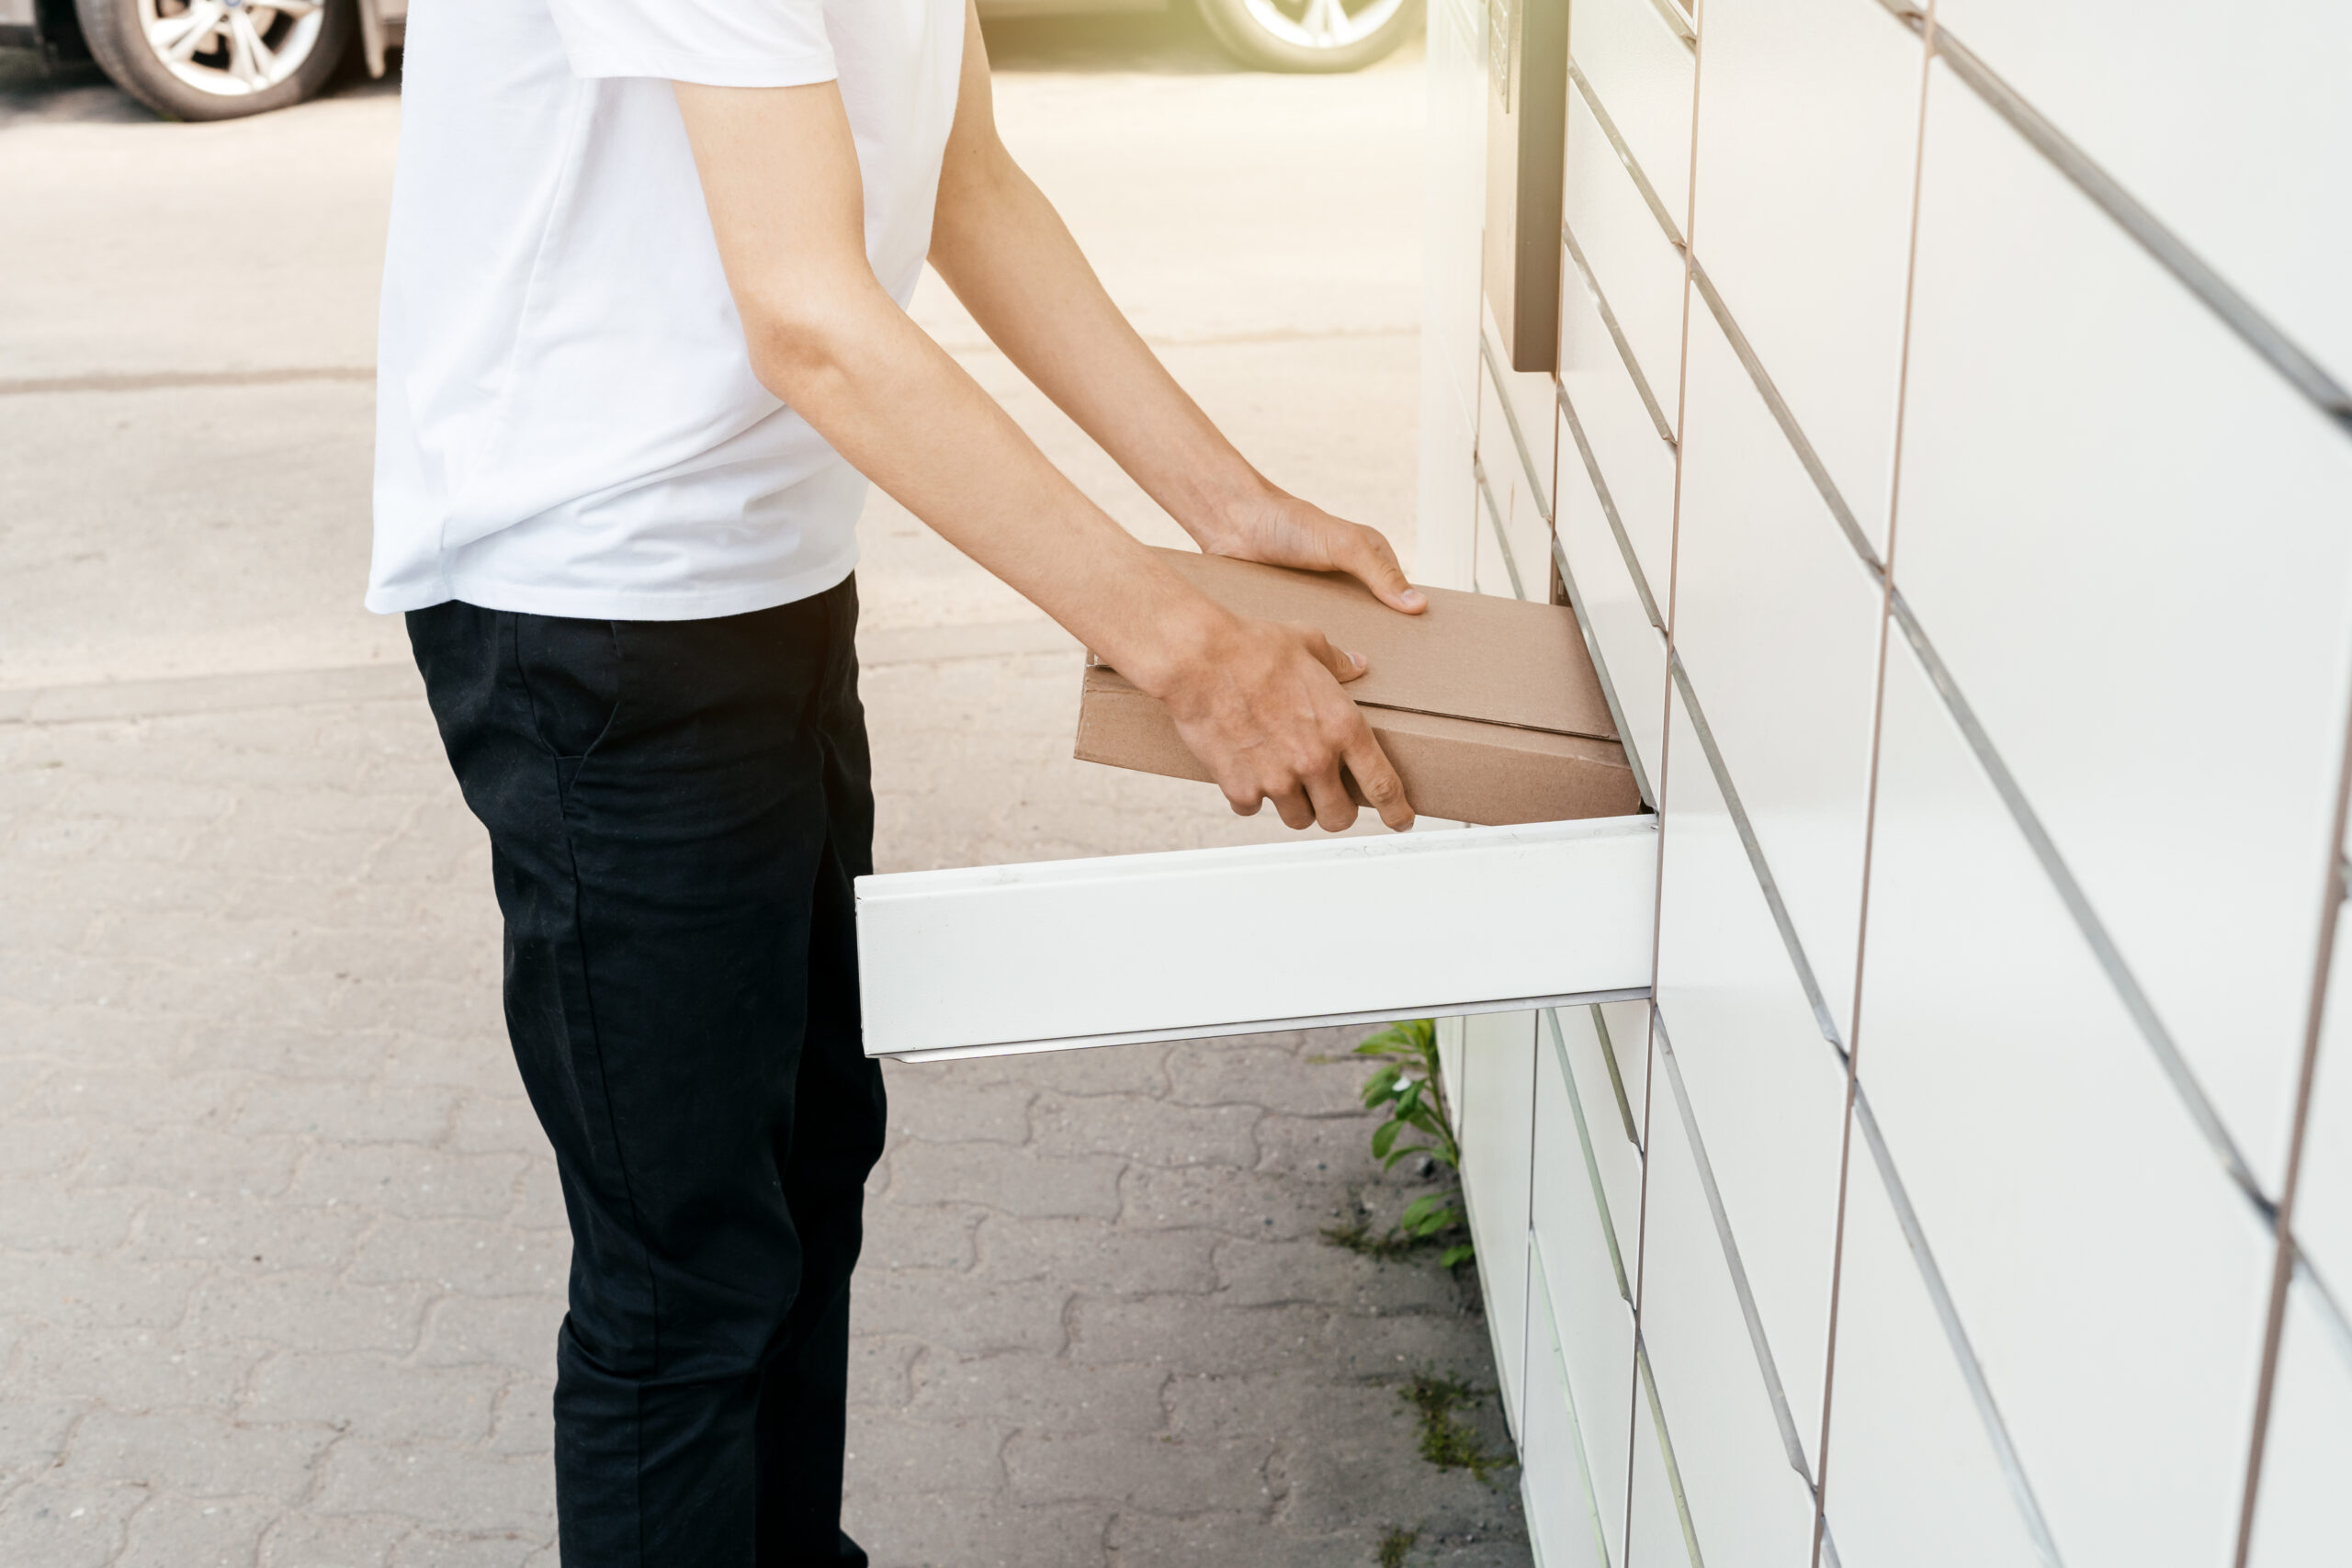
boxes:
[408,581,885,1568]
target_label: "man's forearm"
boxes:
[929,138,1281,551]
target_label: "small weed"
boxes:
[1319,1218,1442,1261]
[1376,1526,1419,1567]
[1328,1021,1476,1269]
[1401,1371,1513,1487]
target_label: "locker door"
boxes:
[855,814,1657,1061]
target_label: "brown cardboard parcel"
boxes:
[1074,547,1642,826]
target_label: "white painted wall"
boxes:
[1428,3,2352,1563]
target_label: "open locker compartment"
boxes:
[855,813,1657,1062]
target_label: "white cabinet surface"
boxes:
[1856,639,2274,1568]
[1686,0,1920,556]
[1461,1009,1539,1429]
[1819,1128,2052,1568]
[1895,61,2352,1195]
[1653,690,1848,1452]
[1566,0,1692,227]
[1562,84,1686,423]
[1671,306,1886,1043]
[1555,230,1677,623]
[1928,0,2352,394]
[2245,1277,2352,1567]
[1555,402,1668,795]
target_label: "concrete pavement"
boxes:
[0,16,1532,1564]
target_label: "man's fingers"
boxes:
[1268,784,1317,831]
[1343,726,1415,831]
[1302,761,1360,834]
[1337,525,1427,615]
[1283,622,1366,683]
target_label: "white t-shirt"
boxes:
[367,0,966,620]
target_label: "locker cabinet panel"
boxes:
[1477,355,1553,598]
[2245,1277,2352,1568]
[1555,402,1668,791]
[1522,1236,1615,1568]
[1929,0,2352,393]
[1556,231,1677,624]
[1671,305,1884,1045]
[1562,84,1687,426]
[1486,304,1560,519]
[1855,637,2274,1568]
[1462,1008,1539,1428]
[1820,1133,2052,1568]
[1532,1025,1636,1564]
[1635,1014,1822,1568]
[1566,0,1694,228]
[1552,1002,1643,1259]
[1653,690,1848,1457]
[1896,61,2352,1193]
[1626,1350,1698,1568]
[1686,0,1920,557]
[2291,908,2351,1294]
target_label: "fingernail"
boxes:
[1351,651,1366,670]
[1400,590,1425,609]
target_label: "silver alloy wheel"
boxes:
[1237,0,1408,51]
[138,0,325,96]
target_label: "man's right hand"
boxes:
[1145,611,1415,834]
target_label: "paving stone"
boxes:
[1068,1297,1334,1375]
[1118,1162,1357,1241]
[387,1531,552,1568]
[504,1160,565,1232]
[290,1145,529,1222]
[0,1398,84,1484]
[1166,1039,1367,1117]
[863,1198,984,1273]
[234,1082,458,1143]
[446,1098,548,1157]
[907,1351,1170,1435]
[413,1296,566,1372]
[183,1272,434,1357]
[130,1193,373,1274]
[1212,1235,1463,1314]
[842,1491,1107,1568]
[0,1179,141,1253]
[244,1354,498,1443]
[0,1254,205,1330]
[310,1443,553,1537]
[57,1408,330,1501]
[847,1337,922,1411]
[7,1325,264,1412]
[18,1066,247,1135]
[887,1142,1125,1220]
[879,1071,1035,1145]
[1029,1092,1261,1168]
[256,1508,413,1568]
[854,1269,1072,1357]
[347,1216,569,1298]
[0,1479,145,1568]
[0,1116,92,1180]
[74,1124,304,1200]
[1252,1109,1398,1179]
[841,1415,1008,1497]
[1006,1427,1274,1515]
[969,1215,1219,1297]
[1102,1509,1366,1568]
[115,1492,277,1568]
[484,1376,554,1457]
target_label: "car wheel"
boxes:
[74,0,353,121]
[1194,0,1422,73]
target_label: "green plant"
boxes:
[1376,1526,1419,1567]
[1351,1020,1473,1269]
[1400,1371,1513,1487]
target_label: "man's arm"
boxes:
[925,1,1426,615]
[671,78,1412,833]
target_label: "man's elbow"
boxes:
[741,295,865,410]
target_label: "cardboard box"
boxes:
[1074,547,1641,826]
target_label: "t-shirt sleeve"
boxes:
[546,0,837,88]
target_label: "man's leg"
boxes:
[407,586,885,1568]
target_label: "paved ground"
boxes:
[0,15,1531,1566]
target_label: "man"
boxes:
[369,0,1421,1560]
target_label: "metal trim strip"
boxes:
[1555,381,1668,631]
[1563,218,1679,446]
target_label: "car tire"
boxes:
[74,0,352,120]
[1194,0,1421,73]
